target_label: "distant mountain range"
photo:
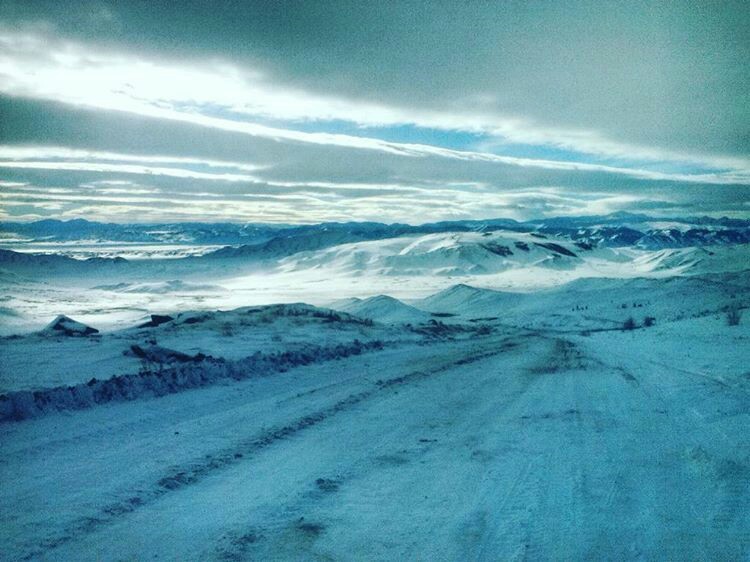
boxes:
[0,218,285,246]
[186,213,750,258]
[1,214,748,265]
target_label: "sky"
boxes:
[0,1,748,224]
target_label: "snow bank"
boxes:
[126,344,207,363]
[0,339,384,422]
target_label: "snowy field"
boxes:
[1,314,748,560]
[2,225,749,335]
[0,217,749,560]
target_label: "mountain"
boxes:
[535,225,750,250]
[0,249,128,274]
[0,219,284,246]
[2,215,749,265]
[206,223,407,259]
[204,215,750,262]
[1,214,747,290]
[275,231,612,277]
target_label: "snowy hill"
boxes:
[277,231,591,276]
[333,294,432,324]
[275,230,750,280]
[419,283,514,314]
[414,271,750,330]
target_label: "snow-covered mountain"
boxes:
[0,218,283,245]
[3,214,748,262]
[276,231,603,277]
[275,230,749,280]
[205,215,750,260]
[1,213,747,334]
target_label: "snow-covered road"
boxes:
[1,328,748,560]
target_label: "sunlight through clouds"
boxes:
[1,28,747,176]
[0,4,748,223]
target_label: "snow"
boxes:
[333,294,432,324]
[41,315,99,336]
[0,310,747,559]
[0,303,400,393]
[92,280,225,294]
[0,215,748,559]
[2,226,749,335]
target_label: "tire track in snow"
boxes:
[579,341,750,556]
[22,337,516,560]
[208,336,536,561]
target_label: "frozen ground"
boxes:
[0,304,403,393]
[0,217,748,559]
[0,310,748,560]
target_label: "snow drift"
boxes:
[0,339,385,422]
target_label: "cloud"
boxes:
[3,2,748,154]
[0,4,747,224]
[0,28,747,178]
[0,160,261,183]
[3,163,749,224]
[1,130,750,224]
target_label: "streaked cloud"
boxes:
[1,30,747,177]
[0,1,747,223]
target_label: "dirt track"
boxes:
[1,332,748,560]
